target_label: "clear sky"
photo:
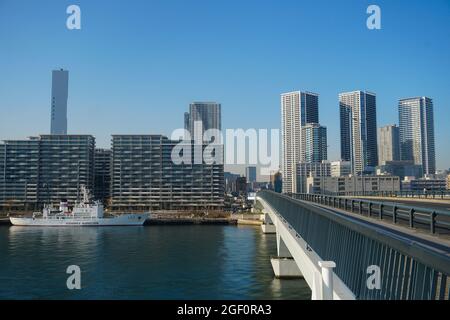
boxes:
[1,0,449,175]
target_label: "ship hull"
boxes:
[9,213,149,226]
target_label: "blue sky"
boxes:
[1,0,449,174]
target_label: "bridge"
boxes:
[256,190,450,300]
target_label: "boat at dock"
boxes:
[9,185,149,227]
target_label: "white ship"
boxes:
[9,185,149,226]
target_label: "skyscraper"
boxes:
[339,91,378,175]
[184,112,190,131]
[50,69,69,134]
[281,91,319,193]
[245,166,257,183]
[378,125,400,165]
[302,123,327,163]
[187,102,221,140]
[398,97,436,176]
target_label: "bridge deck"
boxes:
[259,191,450,299]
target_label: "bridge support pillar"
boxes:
[270,257,302,278]
[276,232,291,257]
[261,212,276,234]
[261,223,276,234]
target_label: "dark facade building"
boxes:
[94,148,111,204]
[185,102,221,140]
[234,176,247,196]
[245,166,257,183]
[110,135,224,211]
[0,135,95,210]
[270,171,283,193]
[302,123,328,163]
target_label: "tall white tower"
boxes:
[281,91,319,193]
[339,91,378,175]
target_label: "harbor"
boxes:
[0,223,310,300]
[0,212,265,226]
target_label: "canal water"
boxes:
[0,225,310,299]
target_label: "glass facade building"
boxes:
[398,97,436,176]
[302,123,327,163]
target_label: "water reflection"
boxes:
[0,225,310,299]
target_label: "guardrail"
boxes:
[320,190,450,199]
[258,190,450,300]
[288,193,450,235]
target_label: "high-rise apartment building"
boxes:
[184,112,190,132]
[110,135,224,210]
[398,97,436,176]
[50,69,69,135]
[281,91,319,193]
[339,91,378,175]
[302,123,327,163]
[245,166,257,183]
[378,125,400,165]
[0,135,95,209]
[186,102,221,140]
[94,148,112,204]
[0,139,40,209]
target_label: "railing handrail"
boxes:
[287,193,450,235]
[257,190,450,278]
[314,190,450,199]
[296,193,450,217]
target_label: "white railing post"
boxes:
[318,261,336,300]
[311,270,322,300]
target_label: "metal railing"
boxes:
[288,193,450,235]
[258,190,450,300]
[319,190,450,199]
